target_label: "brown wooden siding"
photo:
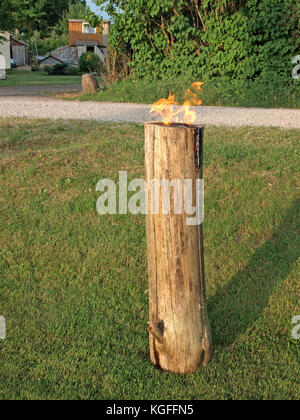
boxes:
[68,21,109,47]
[11,38,28,47]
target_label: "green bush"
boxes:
[103,0,299,87]
[79,52,102,74]
[53,63,68,75]
[43,65,55,75]
[43,63,68,76]
[66,66,81,76]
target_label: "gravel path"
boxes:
[0,96,299,129]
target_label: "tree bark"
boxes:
[145,122,212,373]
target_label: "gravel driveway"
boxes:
[0,96,300,129]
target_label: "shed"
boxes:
[38,55,65,67]
[11,37,29,66]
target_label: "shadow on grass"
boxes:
[208,199,299,347]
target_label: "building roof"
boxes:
[11,37,29,47]
[68,19,110,23]
[68,19,86,23]
[38,55,65,64]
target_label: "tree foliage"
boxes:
[10,0,101,56]
[0,0,89,36]
[0,0,15,31]
[94,0,299,83]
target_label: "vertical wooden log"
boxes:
[145,122,212,374]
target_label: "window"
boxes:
[82,23,97,34]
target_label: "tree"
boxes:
[0,1,14,47]
[93,0,299,82]
[10,0,46,34]
[0,0,14,31]
[42,0,87,29]
[0,0,88,37]
[27,0,101,56]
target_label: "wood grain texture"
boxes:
[68,21,109,47]
[145,123,212,373]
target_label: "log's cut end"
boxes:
[145,122,212,374]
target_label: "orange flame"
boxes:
[150,91,178,125]
[150,82,204,125]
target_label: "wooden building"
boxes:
[38,55,65,67]
[10,37,29,66]
[68,19,110,63]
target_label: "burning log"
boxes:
[145,121,212,374]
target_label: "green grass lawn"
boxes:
[0,119,299,400]
[0,70,82,86]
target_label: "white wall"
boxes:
[0,32,11,70]
[77,46,87,58]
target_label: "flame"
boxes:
[150,82,204,125]
[191,82,204,92]
[150,91,178,125]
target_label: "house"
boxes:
[42,20,110,67]
[37,54,65,67]
[0,31,29,68]
[10,36,29,66]
[0,31,11,70]
[68,19,110,63]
